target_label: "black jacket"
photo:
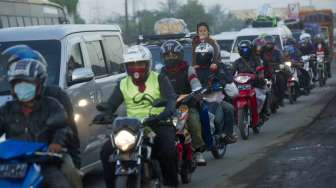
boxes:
[44,86,81,168]
[0,96,71,146]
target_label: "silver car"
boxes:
[0,25,126,173]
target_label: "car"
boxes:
[212,31,238,64]
[139,33,193,72]
[231,24,292,62]
[0,24,126,174]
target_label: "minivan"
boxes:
[212,31,238,64]
[230,25,292,62]
[0,25,126,173]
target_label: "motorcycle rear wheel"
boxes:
[180,161,193,184]
[237,108,250,140]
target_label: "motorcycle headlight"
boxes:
[234,76,250,84]
[285,61,292,67]
[114,130,137,152]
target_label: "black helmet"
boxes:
[160,40,184,67]
[264,35,275,51]
[238,40,252,59]
[194,41,214,67]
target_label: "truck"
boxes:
[299,9,334,56]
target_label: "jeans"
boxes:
[207,101,235,136]
[186,108,205,150]
[100,124,178,188]
[61,154,83,188]
[41,165,71,188]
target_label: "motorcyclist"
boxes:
[0,54,72,188]
[97,45,179,187]
[160,39,206,165]
[261,35,286,107]
[252,37,270,120]
[232,40,267,132]
[192,22,238,144]
[284,38,310,95]
[2,45,83,188]
[299,33,317,83]
[314,34,331,78]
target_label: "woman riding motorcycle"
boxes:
[96,45,179,187]
[192,22,238,144]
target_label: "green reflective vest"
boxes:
[120,72,164,120]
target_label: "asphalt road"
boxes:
[229,87,336,188]
[84,65,336,188]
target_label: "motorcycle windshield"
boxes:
[0,140,46,160]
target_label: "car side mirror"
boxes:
[70,68,94,85]
[152,99,167,108]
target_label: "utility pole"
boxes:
[125,0,129,39]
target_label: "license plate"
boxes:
[238,84,251,90]
[0,163,28,179]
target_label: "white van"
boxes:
[212,31,238,64]
[0,25,126,173]
[230,25,292,62]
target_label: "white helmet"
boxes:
[299,33,311,42]
[123,45,152,65]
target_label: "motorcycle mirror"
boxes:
[152,99,167,108]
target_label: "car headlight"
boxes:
[285,61,292,67]
[114,130,137,152]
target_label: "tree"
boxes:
[176,0,213,32]
[159,0,179,16]
[49,0,78,14]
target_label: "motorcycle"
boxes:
[316,51,327,86]
[92,100,169,188]
[0,140,64,188]
[174,95,198,184]
[284,61,300,104]
[301,54,314,92]
[233,72,260,139]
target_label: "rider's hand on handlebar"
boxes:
[48,143,63,153]
[143,116,159,125]
[93,113,114,124]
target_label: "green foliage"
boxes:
[176,0,213,32]
[49,0,78,14]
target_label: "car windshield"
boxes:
[148,44,192,72]
[233,35,282,53]
[0,40,61,94]
[217,40,234,52]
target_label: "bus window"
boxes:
[32,17,38,25]
[17,17,24,27]
[45,18,52,25]
[52,18,59,24]
[0,16,9,28]
[24,17,32,26]
[38,18,45,25]
[8,16,17,27]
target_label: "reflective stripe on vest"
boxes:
[120,71,164,120]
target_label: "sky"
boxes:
[78,0,336,23]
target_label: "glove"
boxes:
[143,116,159,126]
[48,143,63,153]
[93,113,114,124]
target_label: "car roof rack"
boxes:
[138,33,195,45]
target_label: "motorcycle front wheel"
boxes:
[237,108,251,140]
[115,175,141,188]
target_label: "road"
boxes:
[228,89,336,188]
[84,65,336,188]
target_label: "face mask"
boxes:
[14,82,36,102]
[127,66,147,83]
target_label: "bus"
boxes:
[0,0,69,29]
